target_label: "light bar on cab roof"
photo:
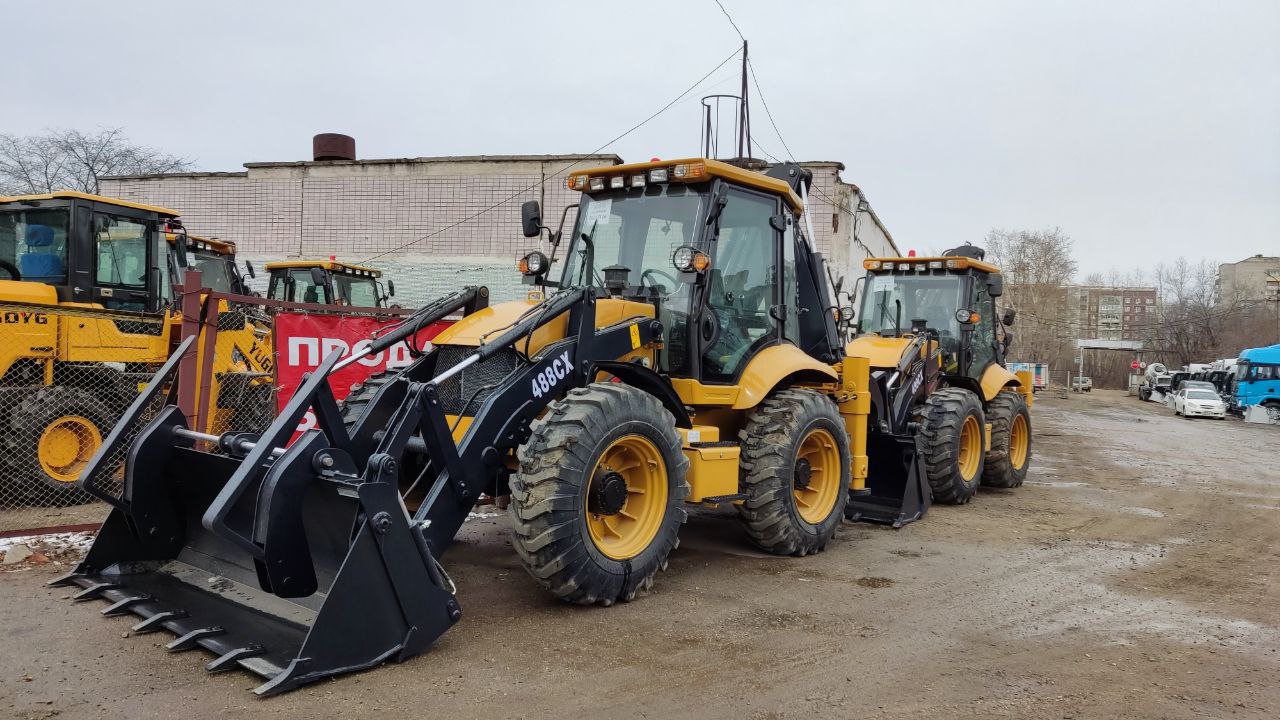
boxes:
[566,161,711,194]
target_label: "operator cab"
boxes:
[265,259,393,308]
[169,233,253,296]
[517,158,840,382]
[855,244,1011,381]
[0,191,181,312]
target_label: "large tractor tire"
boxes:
[339,371,395,425]
[737,388,850,556]
[510,383,689,606]
[918,387,985,505]
[981,391,1032,489]
[6,386,117,505]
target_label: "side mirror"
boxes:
[387,279,396,296]
[244,260,256,279]
[1002,308,1016,326]
[310,267,326,286]
[987,273,1004,298]
[521,200,543,238]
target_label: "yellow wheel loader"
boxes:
[265,259,395,307]
[0,191,272,503]
[51,158,1033,694]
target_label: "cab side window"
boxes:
[95,214,148,288]
[702,189,778,381]
[968,282,997,375]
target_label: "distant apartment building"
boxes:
[1067,285,1159,341]
[98,137,896,305]
[1216,254,1280,304]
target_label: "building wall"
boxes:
[1066,285,1159,341]
[1217,255,1280,304]
[101,155,897,307]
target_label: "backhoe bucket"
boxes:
[845,432,930,527]
[51,331,463,695]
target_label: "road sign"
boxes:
[1131,360,1140,370]
[1140,361,1147,369]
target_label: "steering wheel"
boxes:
[640,268,677,292]
[0,260,20,281]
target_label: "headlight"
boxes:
[518,251,549,276]
[588,177,606,192]
[649,168,669,183]
[672,245,710,273]
[630,174,646,188]
[609,176,625,190]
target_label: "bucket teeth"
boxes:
[166,627,226,652]
[72,582,121,602]
[100,594,152,617]
[131,610,188,634]
[46,572,85,588]
[206,645,266,673]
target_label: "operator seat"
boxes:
[19,225,64,283]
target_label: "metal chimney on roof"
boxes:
[313,133,356,161]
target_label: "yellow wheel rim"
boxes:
[1009,413,1029,470]
[957,415,982,482]
[38,416,102,483]
[793,428,841,524]
[585,435,668,560]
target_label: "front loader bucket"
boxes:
[50,334,462,695]
[845,432,930,527]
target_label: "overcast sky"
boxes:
[9,0,1278,277]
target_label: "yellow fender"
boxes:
[733,344,838,410]
[980,363,1022,402]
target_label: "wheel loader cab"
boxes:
[0,191,179,312]
[265,260,388,307]
[548,158,841,385]
[854,252,1008,392]
[173,235,250,295]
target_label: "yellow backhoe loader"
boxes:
[51,158,1033,694]
[0,191,272,503]
[265,259,394,307]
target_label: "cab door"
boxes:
[698,186,782,383]
[90,210,156,312]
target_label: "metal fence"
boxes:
[0,286,418,534]
[0,297,277,532]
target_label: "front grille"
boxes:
[433,345,523,415]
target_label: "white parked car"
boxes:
[1173,387,1226,419]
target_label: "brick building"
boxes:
[100,145,897,305]
[1067,285,1159,341]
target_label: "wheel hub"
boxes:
[588,470,629,515]
[793,458,813,490]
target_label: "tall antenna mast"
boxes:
[700,41,759,167]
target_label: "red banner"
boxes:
[273,312,451,434]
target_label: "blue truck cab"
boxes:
[1232,343,1280,410]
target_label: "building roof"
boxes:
[102,153,624,180]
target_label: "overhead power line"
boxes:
[360,46,743,264]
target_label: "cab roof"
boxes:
[169,233,237,256]
[567,157,805,214]
[864,255,1002,275]
[265,259,382,277]
[0,190,180,217]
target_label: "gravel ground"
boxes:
[1,389,1277,719]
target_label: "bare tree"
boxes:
[984,227,1079,368]
[0,128,191,195]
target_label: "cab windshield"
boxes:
[560,184,706,290]
[559,184,707,372]
[858,272,964,343]
[0,208,70,284]
[187,250,235,293]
